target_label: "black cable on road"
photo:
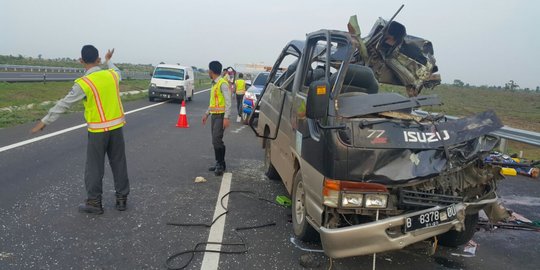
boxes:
[164,190,286,270]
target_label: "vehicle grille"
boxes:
[156,86,175,91]
[399,189,463,208]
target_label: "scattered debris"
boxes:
[0,252,14,260]
[276,195,291,207]
[451,240,477,257]
[485,152,539,178]
[298,253,322,268]
[290,237,324,253]
[194,176,207,183]
[477,209,540,231]
[509,212,533,223]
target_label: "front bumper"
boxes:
[319,197,497,258]
[149,88,185,100]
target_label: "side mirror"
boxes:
[306,80,330,119]
[186,74,190,80]
[149,72,153,76]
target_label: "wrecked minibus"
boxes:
[248,20,504,258]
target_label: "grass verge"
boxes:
[0,79,212,129]
[0,80,149,108]
[380,84,540,160]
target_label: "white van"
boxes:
[148,64,194,102]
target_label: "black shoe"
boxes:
[78,199,104,215]
[208,163,218,171]
[208,162,226,172]
[115,196,127,211]
[214,164,224,176]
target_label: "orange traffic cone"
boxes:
[176,100,189,128]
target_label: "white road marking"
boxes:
[0,88,210,153]
[230,126,246,134]
[200,172,232,270]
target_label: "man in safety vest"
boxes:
[31,45,129,215]
[202,61,231,176]
[234,73,246,122]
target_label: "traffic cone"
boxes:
[176,100,189,128]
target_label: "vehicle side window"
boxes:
[274,54,299,92]
[300,39,338,94]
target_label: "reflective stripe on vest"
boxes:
[236,79,246,94]
[87,116,126,129]
[209,77,228,114]
[76,69,125,132]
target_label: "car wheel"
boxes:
[438,213,479,247]
[263,139,280,180]
[149,96,155,102]
[292,171,319,242]
[187,90,193,101]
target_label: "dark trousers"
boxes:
[211,113,226,164]
[236,94,244,117]
[85,127,130,200]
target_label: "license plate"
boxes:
[404,204,458,232]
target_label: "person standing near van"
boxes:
[31,45,129,215]
[202,61,231,176]
[234,73,246,122]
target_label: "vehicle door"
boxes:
[255,43,302,190]
[292,32,352,221]
[268,53,301,189]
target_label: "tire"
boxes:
[438,213,479,247]
[292,171,319,242]
[149,96,155,102]
[187,89,193,101]
[263,139,280,180]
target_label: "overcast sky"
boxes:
[1,0,539,88]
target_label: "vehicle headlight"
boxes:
[149,83,156,89]
[341,193,363,208]
[175,85,184,91]
[364,194,388,208]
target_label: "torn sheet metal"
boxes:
[342,111,502,184]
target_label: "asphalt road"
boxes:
[0,71,81,82]
[0,90,539,270]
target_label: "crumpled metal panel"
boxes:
[361,18,441,93]
[346,111,502,184]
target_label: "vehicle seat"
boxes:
[330,64,379,94]
[305,66,326,87]
[285,61,298,79]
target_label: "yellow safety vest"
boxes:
[209,77,228,114]
[75,69,125,133]
[236,79,246,95]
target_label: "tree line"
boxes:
[453,79,540,93]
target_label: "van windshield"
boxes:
[153,67,185,80]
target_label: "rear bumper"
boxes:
[319,197,497,258]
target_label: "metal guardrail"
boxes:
[491,127,540,147]
[0,64,84,73]
[413,110,540,148]
[0,64,151,81]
